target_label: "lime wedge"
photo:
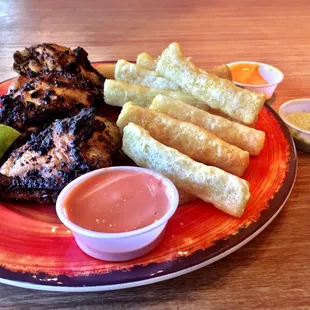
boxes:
[0,124,21,160]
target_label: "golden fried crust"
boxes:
[104,79,209,110]
[122,123,250,217]
[115,60,179,90]
[117,103,249,177]
[136,53,156,71]
[150,95,265,156]
[155,43,266,126]
[137,52,232,80]
[209,64,232,81]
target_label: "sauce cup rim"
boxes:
[278,99,310,134]
[227,61,284,87]
[56,166,179,239]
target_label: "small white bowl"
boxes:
[227,61,284,100]
[56,166,179,262]
[279,99,310,152]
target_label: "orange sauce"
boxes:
[64,170,170,233]
[230,63,268,85]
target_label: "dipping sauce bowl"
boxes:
[227,61,284,100]
[56,166,179,261]
[279,99,310,152]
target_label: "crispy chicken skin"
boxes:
[8,75,30,92]
[0,72,104,132]
[0,43,124,204]
[13,43,105,88]
[0,43,106,133]
[0,109,121,204]
[0,174,59,204]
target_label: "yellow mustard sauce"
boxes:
[287,112,310,131]
[230,63,268,85]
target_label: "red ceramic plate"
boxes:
[0,62,297,292]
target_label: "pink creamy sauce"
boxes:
[64,170,170,233]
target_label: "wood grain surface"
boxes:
[0,0,309,309]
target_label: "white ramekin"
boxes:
[279,99,310,152]
[56,166,179,261]
[227,61,284,100]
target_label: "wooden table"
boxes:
[0,0,309,309]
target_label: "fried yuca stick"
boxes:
[136,52,156,70]
[187,57,233,81]
[94,54,231,81]
[115,59,179,90]
[122,123,250,217]
[137,53,232,80]
[104,79,209,110]
[150,95,266,156]
[117,103,250,177]
[155,43,266,126]
[208,64,232,81]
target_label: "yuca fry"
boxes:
[150,95,266,156]
[95,63,116,79]
[115,59,179,90]
[122,123,250,217]
[137,53,232,80]
[155,42,266,126]
[136,52,156,70]
[209,64,232,81]
[92,55,231,81]
[104,79,209,110]
[117,103,250,177]
[186,56,233,81]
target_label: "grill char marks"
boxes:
[13,43,105,88]
[0,174,59,204]
[0,43,106,134]
[0,71,104,132]
[0,109,121,204]
[0,43,121,205]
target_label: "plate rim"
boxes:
[0,66,298,292]
[0,181,296,292]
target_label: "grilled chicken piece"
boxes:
[13,43,105,88]
[0,43,105,134]
[0,71,104,132]
[0,109,121,204]
[0,174,59,204]
[8,75,30,92]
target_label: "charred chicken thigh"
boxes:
[0,43,105,133]
[0,43,124,204]
[0,72,104,132]
[13,43,105,88]
[0,109,121,204]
